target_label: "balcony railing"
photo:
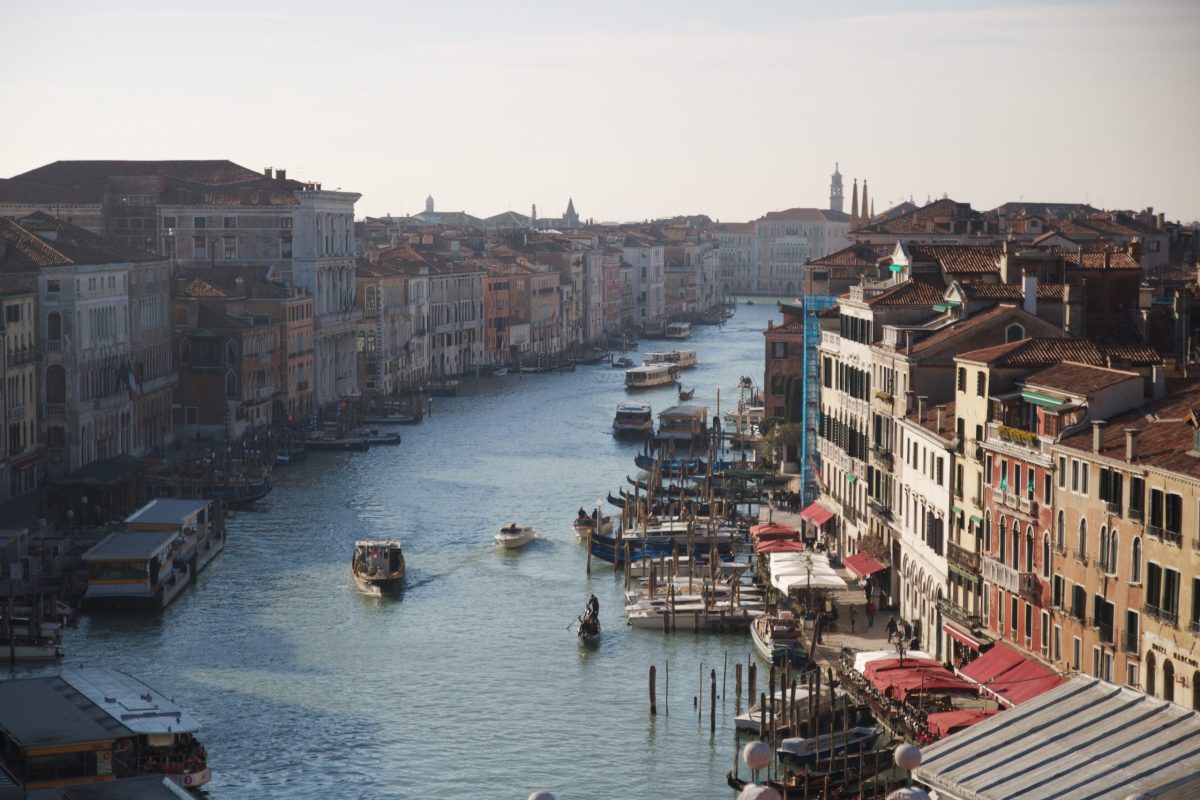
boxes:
[6,405,24,421]
[982,556,1019,594]
[1129,507,1144,523]
[867,498,894,522]
[8,348,38,365]
[44,403,66,418]
[937,597,983,631]
[870,446,893,470]
[1105,501,1122,516]
[47,339,63,352]
[820,331,840,351]
[947,541,980,573]
[1144,604,1178,627]
[1098,622,1114,644]
[1190,620,1200,634]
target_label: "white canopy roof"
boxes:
[767,552,847,591]
[62,667,202,736]
[915,675,1200,799]
[772,572,847,592]
[852,649,934,674]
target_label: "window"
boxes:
[1129,476,1145,520]
[46,279,61,293]
[1078,519,1088,561]
[280,216,293,229]
[936,457,944,486]
[223,237,236,260]
[1131,537,1142,583]
[1099,468,1123,514]
[4,304,18,323]
[1058,456,1066,488]
[998,590,1005,628]
[1099,526,1109,571]
[1071,460,1079,491]
[957,367,966,392]
[224,216,237,229]
[1163,568,1181,621]
[1166,494,1183,537]
[193,236,207,256]
[1150,488,1165,529]
[1056,510,1065,552]
[1005,323,1025,343]
[1044,473,1052,504]
[1011,595,1018,634]
[1052,575,1065,608]
[1072,637,1082,671]
[1192,578,1200,631]
[281,235,293,259]
[1081,463,1089,495]
[976,371,986,397]
[1053,624,1062,661]
[771,374,786,395]
[193,216,206,229]
[1147,562,1163,613]
[1072,584,1087,621]
[771,341,788,359]
[1001,460,1009,491]
[163,215,177,229]
[986,454,993,485]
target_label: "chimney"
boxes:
[936,405,946,435]
[1157,212,1165,230]
[1092,420,1104,453]
[157,169,167,194]
[905,390,916,414]
[264,167,273,180]
[276,169,286,182]
[1022,262,1038,316]
[918,396,928,424]
[1125,429,1140,462]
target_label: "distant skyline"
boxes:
[2,0,1198,223]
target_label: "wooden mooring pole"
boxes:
[649,665,657,715]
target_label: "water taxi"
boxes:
[625,364,680,389]
[352,539,406,594]
[81,499,224,610]
[612,401,654,436]
[665,321,692,340]
[643,349,697,369]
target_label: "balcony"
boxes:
[947,541,980,573]
[981,555,1019,593]
[1018,572,1042,605]
[867,498,894,522]
[1147,524,1183,546]
[1105,501,1122,516]
[1144,604,1178,627]
[820,330,840,352]
[1019,497,1038,516]
[988,421,1045,454]
[937,597,983,631]
[1191,620,1200,635]
[1129,507,1144,523]
[6,404,24,421]
[8,347,38,365]
[1097,622,1114,645]
[870,445,893,470]
[44,403,66,418]
[47,339,63,352]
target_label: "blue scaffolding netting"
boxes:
[800,294,836,504]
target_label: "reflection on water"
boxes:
[20,303,778,799]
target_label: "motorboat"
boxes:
[362,411,419,425]
[751,611,809,666]
[493,368,509,376]
[308,435,369,452]
[612,401,654,437]
[495,523,537,549]
[612,355,635,368]
[665,321,692,340]
[357,429,401,446]
[625,364,680,389]
[573,510,614,538]
[352,539,406,594]
[776,727,883,769]
[735,687,848,733]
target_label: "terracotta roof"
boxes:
[714,222,756,234]
[865,277,947,307]
[910,304,1054,355]
[0,273,35,295]
[808,243,891,268]
[1059,249,1140,270]
[1020,361,1140,395]
[959,282,1067,301]
[759,208,851,223]
[0,214,161,270]
[957,337,1160,368]
[908,244,1001,274]
[178,278,228,298]
[1057,379,1200,479]
[987,202,1101,220]
[855,198,984,236]
[907,399,956,437]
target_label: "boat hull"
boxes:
[353,575,406,595]
[776,728,882,769]
[496,527,536,549]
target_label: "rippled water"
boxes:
[21,302,779,799]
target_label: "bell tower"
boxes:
[829,163,844,213]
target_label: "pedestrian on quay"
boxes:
[863,577,872,604]
[865,601,875,628]
[849,604,858,633]
[886,615,899,644]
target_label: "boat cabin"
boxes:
[613,402,654,434]
[656,404,710,444]
[0,667,209,792]
[665,322,692,339]
[624,364,679,389]
[644,349,697,368]
[126,499,223,573]
[81,531,183,610]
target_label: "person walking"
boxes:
[865,601,875,628]
[886,615,899,644]
[849,604,858,633]
[862,577,873,604]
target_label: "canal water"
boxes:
[29,302,780,799]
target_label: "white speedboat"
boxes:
[495,524,537,549]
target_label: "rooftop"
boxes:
[0,675,130,748]
[1020,361,1140,396]
[124,499,210,528]
[956,337,1160,368]
[82,530,178,562]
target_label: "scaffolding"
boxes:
[800,294,836,504]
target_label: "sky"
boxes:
[1,0,1197,223]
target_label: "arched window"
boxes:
[1163,660,1175,703]
[1109,531,1119,577]
[366,286,377,310]
[45,365,66,404]
[224,370,238,399]
[366,333,377,352]
[984,511,992,552]
[998,514,1006,561]
[1042,533,1051,578]
[1056,510,1065,551]
[1005,323,1025,343]
[1012,521,1021,569]
[1099,526,1109,571]
[1026,526,1035,572]
[225,339,237,364]
[1078,519,1088,562]
[1147,651,1157,696]
[1132,537,1142,583]
[357,332,366,352]
[47,310,62,341]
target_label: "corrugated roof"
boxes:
[915,676,1200,799]
[82,530,178,561]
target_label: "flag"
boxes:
[116,361,139,399]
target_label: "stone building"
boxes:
[0,275,41,501]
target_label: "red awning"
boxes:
[844,552,887,578]
[749,522,799,539]
[799,501,834,527]
[892,673,978,702]
[959,643,1025,685]
[925,709,1000,738]
[942,621,983,650]
[756,539,807,554]
[863,657,945,681]
[988,659,1063,707]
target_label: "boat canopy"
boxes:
[63,667,203,735]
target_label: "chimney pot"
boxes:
[1091,420,1105,453]
[264,167,273,180]
[277,168,286,182]
[936,405,946,435]
[1125,428,1140,462]
[918,395,928,423]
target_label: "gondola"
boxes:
[677,385,695,401]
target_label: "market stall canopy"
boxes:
[924,709,1000,739]
[853,649,933,674]
[915,676,1200,799]
[843,552,887,578]
[749,522,799,539]
[756,539,806,554]
[799,501,835,527]
[888,672,978,702]
[772,572,848,592]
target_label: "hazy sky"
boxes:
[2,0,1197,223]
